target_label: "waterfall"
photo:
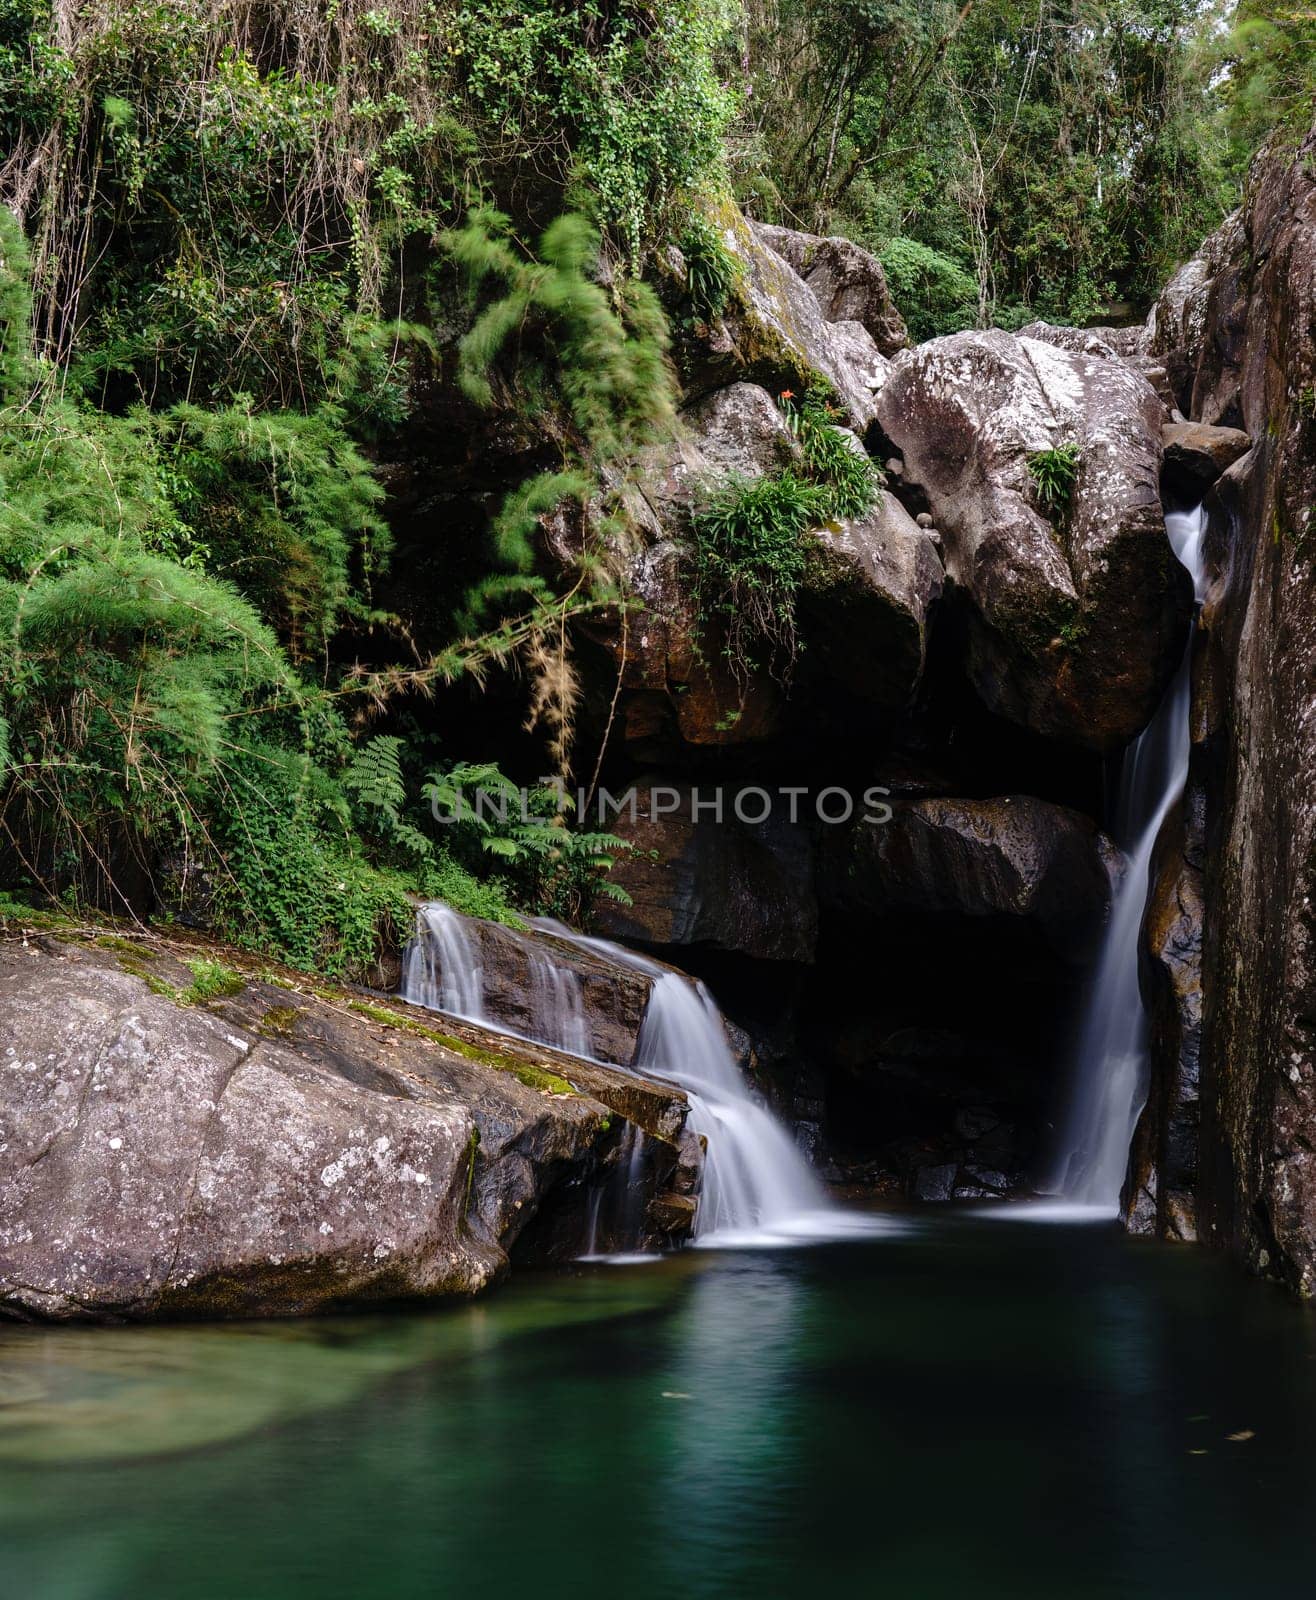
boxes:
[1044,505,1208,1212]
[528,947,590,1058]
[399,907,851,1247]
[632,969,830,1243]
[402,902,484,1021]
[528,918,841,1244]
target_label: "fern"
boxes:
[344,734,435,863]
[1027,443,1081,515]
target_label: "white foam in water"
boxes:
[401,908,886,1249]
[1041,505,1208,1213]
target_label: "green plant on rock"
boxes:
[691,470,828,683]
[1027,443,1081,516]
[179,957,244,1004]
[678,213,740,322]
[690,389,881,683]
[780,391,881,518]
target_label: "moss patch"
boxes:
[259,1005,300,1039]
[94,934,157,958]
[347,1000,576,1095]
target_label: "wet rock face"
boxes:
[593,783,818,964]
[1177,119,1316,1294]
[820,794,1116,965]
[876,329,1192,752]
[0,938,694,1321]
[440,916,654,1068]
[1128,795,1203,1242]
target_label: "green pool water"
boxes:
[2,1214,1314,1598]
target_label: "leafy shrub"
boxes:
[425,761,632,920]
[446,207,675,578]
[691,471,828,682]
[1027,444,1081,515]
[780,392,880,518]
[878,236,979,342]
[0,0,736,402]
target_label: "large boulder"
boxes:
[593,781,818,963]
[0,934,696,1321]
[1148,211,1249,425]
[751,223,909,356]
[876,329,1192,751]
[587,379,940,745]
[1161,420,1252,500]
[684,206,892,430]
[605,536,784,750]
[820,794,1117,965]
[799,488,944,711]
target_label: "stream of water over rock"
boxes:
[1044,504,1208,1212]
[400,907,846,1246]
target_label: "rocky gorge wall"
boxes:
[548,207,1210,1202]
[1141,119,1316,1294]
[6,123,1316,1319]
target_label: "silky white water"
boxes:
[399,907,861,1246]
[1043,505,1208,1213]
[402,902,484,1021]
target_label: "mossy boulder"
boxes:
[0,933,696,1321]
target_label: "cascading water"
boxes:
[1044,505,1208,1213]
[402,902,484,1021]
[399,907,851,1246]
[528,918,845,1244]
[527,948,590,1058]
[632,969,831,1244]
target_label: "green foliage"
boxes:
[679,214,740,321]
[0,207,32,401]
[690,387,880,681]
[780,392,881,517]
[1221,4,1316,164]
[738,0,1236,328]
[451,0,739,263]
[446,206,675,576]
[878,237,978,342]
[0,0,734,403]
[146,401,390,658]
[692,471,827,681]
[424,761,632,920]
[1027,444,1081,515]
